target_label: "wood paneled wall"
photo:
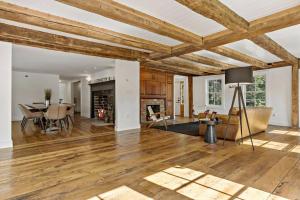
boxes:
[140,68,174,117]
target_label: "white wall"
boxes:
[193,66,292,127]
[80,78,90,118]
[0,42,12,148]
[91,67,115,80]
[12,71,59,121]
[59,80,72,103]
[266,67,291,126]
[114,60,140,132]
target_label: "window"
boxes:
[245,75,266,107]
[207,79,222,106]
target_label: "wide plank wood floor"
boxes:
[2,117,300,199]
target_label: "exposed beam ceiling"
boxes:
[249,5,300,36]
[175,0,249,32]
[56,0,203,45]
[0,1,298,76]
[251,35,298,64]
[0,1,171,53]
[209,46,268,68]
[142,60,204,76]
[174,0,299,64]
[161,57,221,74]
[150,4,300,61]
[179,53,237,70]
[0,22,149,60]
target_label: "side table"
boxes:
[200,119,222,144]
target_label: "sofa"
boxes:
[198,107,272,141]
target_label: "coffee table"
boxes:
[200,119,222,144]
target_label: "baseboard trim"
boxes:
[116,128,141,134]
[0,140,13,149]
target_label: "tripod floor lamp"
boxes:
[223,67,255,151]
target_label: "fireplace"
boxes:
[141,99,165,123]
[90,81,115,123]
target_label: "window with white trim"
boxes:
[245,75,266,107]
[207,79,223,106]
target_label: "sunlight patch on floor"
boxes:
[262,141,289,150]
[143,166,290,200]
[268,129,300,137]
[144,171,189,190]
[196,174,244,196]
[238,187,271,200]
[163,166,204,181]
[268,194,289,200]
[243,139,268,146]
[289,145,300,153]
[98,186,153,200]
[177,182,231,200]
[268,130,288,135]
[91,166,290,200]
[243,139,289,150]
[286,131,300,136]
[238,187,288,200]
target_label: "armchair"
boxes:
[147,106,170,130]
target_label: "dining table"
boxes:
[25,104,48,112]
[25,103,72,133]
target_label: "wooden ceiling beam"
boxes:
[176,0,249,32]
[209,46,268,68]
[161,57,221,74]
[179,53,237,69]
[249,5,300,35]
[0,22,149,60]
[143,60,204,76]
[56,0,203,45]
[0,1,171,53]
[264,61,290,69]
[250,35,298,64]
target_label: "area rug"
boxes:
[154,121,200,136]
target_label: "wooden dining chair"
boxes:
[63,103,75,127]
[44,104,68,132]
[147,106,170,130]
[18,104,44,131]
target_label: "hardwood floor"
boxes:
[2,117,300,199]
[11,115,115,147]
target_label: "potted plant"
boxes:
[44,89,52,107]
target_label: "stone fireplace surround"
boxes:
[141,98,165,123]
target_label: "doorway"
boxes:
[174,75,189,117]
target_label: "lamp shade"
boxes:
[225,67,253,84]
